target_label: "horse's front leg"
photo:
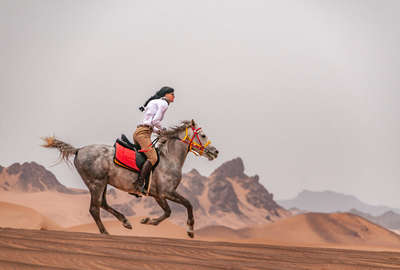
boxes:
[164,191,194,238]
[141,196,171,225]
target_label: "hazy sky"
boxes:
[1,0,400,208]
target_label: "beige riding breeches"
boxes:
[133,126,158,165]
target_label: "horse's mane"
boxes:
[158,120,192,140]
[156,120,192,155]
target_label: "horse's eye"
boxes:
[201,134,206,138]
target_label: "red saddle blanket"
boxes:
[114,141,146,172]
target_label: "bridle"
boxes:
[181,126,211,156]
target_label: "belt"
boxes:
[137,124,153,130]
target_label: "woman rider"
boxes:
[133,86,175,194]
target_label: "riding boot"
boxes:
[135,160,153,195]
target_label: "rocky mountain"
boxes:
[278,190,400,216]
[350,209,400,230]
[0,162,87,194]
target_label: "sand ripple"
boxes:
[1,228,400,270]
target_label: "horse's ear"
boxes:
[191,119,196,127]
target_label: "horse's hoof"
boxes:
[149,220,159,226]
[187,231,194,238]
[141,217,150,224]
[123,221,132,230]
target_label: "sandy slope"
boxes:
[0,190,94,227]
[196,212,400,251]
[0,227,399,270]
[0,201,60,230]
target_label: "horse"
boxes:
[42,120,218,238]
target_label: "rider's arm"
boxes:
[151,100,168,133]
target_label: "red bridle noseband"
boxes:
[181,126,211,156]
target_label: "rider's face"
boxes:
[165,92,175,103]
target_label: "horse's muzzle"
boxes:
[205,146,219,160]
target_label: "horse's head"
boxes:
[179,119,219,160]
[161,120,218,160]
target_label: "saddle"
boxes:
[120,134,138,150]
[113,134,160,172]
[113,135,146,172]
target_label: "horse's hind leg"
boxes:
[165,191,195,238]
[141,196,171,226]
[88,180,109,234]
[101,186,132,230]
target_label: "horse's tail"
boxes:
[41,136,79,165]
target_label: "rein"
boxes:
[180,127,211,156]
[138,137,159,153]
[141,125,211,156]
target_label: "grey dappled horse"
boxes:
[42,120,218,237]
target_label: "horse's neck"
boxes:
[162,138,189,168]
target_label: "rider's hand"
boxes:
[156,128,167,135]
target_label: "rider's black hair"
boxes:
[139,86,174,112]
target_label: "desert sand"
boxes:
[68,216,189,239]
[0,201,60,230]
[0,192,400,270]
[2,197,400,269]
[0,191,93,227]
[0,227,400,270]
[196,213,400,252]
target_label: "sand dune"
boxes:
[193,225,248,240]
[196,212,400,251]
[0,201,60,230]
[0,190,93,227]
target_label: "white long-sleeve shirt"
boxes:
[141,98,169,133]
